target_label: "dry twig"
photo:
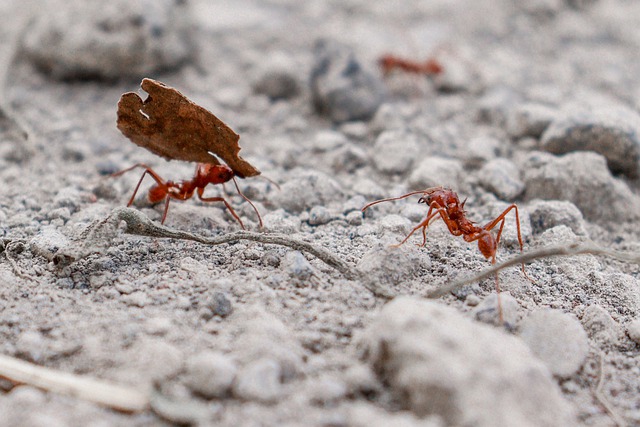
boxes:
[427,242,640,298]
[110,207,359,278]
[0,353,148,412]
[594,352,627,427]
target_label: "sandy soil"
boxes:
[1,1,639,426]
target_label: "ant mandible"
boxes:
[378,54,444,77]
[111,162,263,229]
[362,187,528,324]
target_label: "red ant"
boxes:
[111,162,263,229]
[362,187,528,324]
[378,54,444,77]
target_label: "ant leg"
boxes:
[483,204,530,279]
[494,272,504,325]
[160,196,171,225]
[231,176,263,228]
[111,163,167,206]
[393,204,443,248]
[197,189,246,230]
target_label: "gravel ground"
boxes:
[1,1,640,426]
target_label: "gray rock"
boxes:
[506,103,557,138]
[120,338,184,383]
[284,251,315,283]
[233,358,283,403]
[347,402,443,427]
[540,105,640,177]
[307,375,348,406]
[359,297,575,426]
[527,199,588,236]
[231,305,303,382]
[270,169,345,214]
[472,292,520,326]
[253,70,300,100]
[122,291,150,307]
[310,39,386,123]
[626,319,640,345]
[433,51,481,94]
[262,210,302,234]
[408,156,463,190]
[144,317,173,336]
[308,205,333,226]
[29,228,70,262]
[185,351,237,399]
[519,309,589,378]
[371,129,420,175]
[21,0,194,80]
[15,331,47,363]
[206,292,233,318]
[581,305,621,348]
[356,245,431,296]
[461,136,501,168]
[522,151,640,224]
[477,158,525,201]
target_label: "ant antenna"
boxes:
[232,176,264,228]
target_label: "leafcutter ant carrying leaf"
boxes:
[112,78,263,229]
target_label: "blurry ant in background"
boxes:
[378,54,444,77]
[363,187,529,324]
[111,162,263,229]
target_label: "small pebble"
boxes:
[15,331,46,363]
[310,38,385,123]
[308,376,348,406]
[185,351,237,399]
[233,358,283,403]
[308,206,333,226]
[519,309,589,378]
[122,291,150,308]
[29,228,70,262]
[345,210,363,226]
[472,292,520,326]
[270,169,345,214]
[331,144,368,174]
[527,199,587,236]
[506,102,556,138]
[144,317,173,336]
[408,156,463,190]
[477,158,525,201]
[262,210,302,234]
[626,318,640,345]
[371,129,420,175]
[127,338,184,382]
[284,251,315,283]
[356,244,430,296]
[433,51,481,93]
[378,214,412,234]
[461,136,501,168]
[581,305,621,348]
[253,70,300,100]
[205,292,232,318]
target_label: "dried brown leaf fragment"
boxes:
[116,78,260,178]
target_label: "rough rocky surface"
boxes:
[1,0,640,426]
[359,298,576,426]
